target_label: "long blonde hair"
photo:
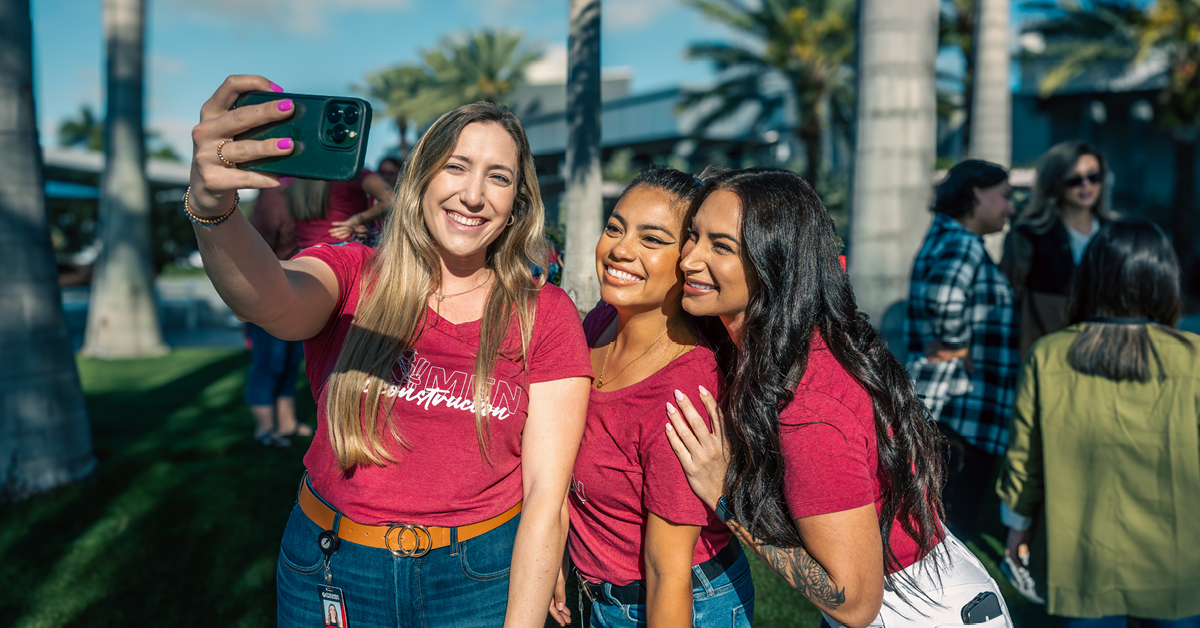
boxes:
[325,102,547,469]
[1019,140,1119,233]
[285,178,329,221]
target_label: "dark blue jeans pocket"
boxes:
[278,503,325,575]
[458,512,518,581]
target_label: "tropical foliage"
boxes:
[359,30,540,156]
[58,104,181,162]
[1024,0,1200,269]
[938,0,978,153]
[682,0,856,186]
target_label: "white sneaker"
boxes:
[1001,554,1045,605]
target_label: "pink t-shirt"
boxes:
[568,302,732,586]
[295,242,593,526]
[293,170,372,247]
[780,333,941,572]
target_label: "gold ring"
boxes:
[216,139,236,168]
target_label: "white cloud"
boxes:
[605,0,674,31]
[163,0,413,36]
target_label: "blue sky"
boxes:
[30,0,1024,168]
[30,0,746,167]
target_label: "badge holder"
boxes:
[317,519,349,626]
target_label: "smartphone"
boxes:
[960,591,1003,624]
[232,91,372,182]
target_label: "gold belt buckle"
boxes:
[384,523,432,557]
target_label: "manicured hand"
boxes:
[548,566,571,625]
[189,75,295,217]
[664,385,728,511]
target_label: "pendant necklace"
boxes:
[595,326,671,389]
[435,271,492,302]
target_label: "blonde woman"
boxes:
[185,76,592,628]
[1001,141,1119,356]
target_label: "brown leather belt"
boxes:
[298,479,522,557]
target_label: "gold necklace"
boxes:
[435,271,492,302]
[595,326,671,389]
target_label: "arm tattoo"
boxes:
[728,520,846,610]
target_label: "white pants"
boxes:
[821,531,1013,628]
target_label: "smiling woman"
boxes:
[182,75,592,628]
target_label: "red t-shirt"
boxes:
[568,302,733,586]
[293,170,372,247]
[295,242,593,526]
[780,333,940,572]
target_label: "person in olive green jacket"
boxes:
[996,219,1200,627]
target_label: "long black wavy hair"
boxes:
[693,168,946,586]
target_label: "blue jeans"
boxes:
[587,549,754,628]
[244,323,303,406]
[1060,616,1200,628]
[276,494,517,627]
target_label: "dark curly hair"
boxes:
[691,168,946,593]
[932,160,1008,218]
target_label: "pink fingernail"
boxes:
[666,403,677,415]
[269,82,284,93]
[277,138,292,150]
[698,384,710,397]
[277,99,293,112]
[674,389,685,401]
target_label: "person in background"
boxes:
[553,167,753,628]
[997,219,1200,627]
[1001,141,1118,356]
[663,168,1011,628]
[376,156,402,190]
[906,160,1019,541]
[245,183,311,445]
[287,168,395,247]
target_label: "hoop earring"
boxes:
[506,215,514,226]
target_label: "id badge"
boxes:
[318,584,348,627]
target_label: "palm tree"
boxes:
[0,0,96,502]
[969,0,1012,166]
[82,0,167,358]
[849,0,941,348]
[59,104,104,152]
[1025,0,1200,279]
[358,66,440,158]
[683,0,856,187]
[563,0,603,313]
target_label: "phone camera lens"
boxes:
[343,105,359,125]
[326,106,342,124]
[331,124,348,143]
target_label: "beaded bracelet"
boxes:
[182,187,239,226]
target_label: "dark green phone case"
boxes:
[232,91,372,182]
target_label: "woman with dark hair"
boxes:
[1001,141,1118,356]
[997,219,1200,627]
[662,168,1011,627]
[552,166,753,628]
[185,76,592,628]
[906,159,1019,541]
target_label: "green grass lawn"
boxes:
[0,349,1063,627]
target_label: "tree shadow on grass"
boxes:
[1,349,315,627]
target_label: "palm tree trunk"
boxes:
[799,110,823,187]
[83,0,167,358]
[0,0,96,502]
[849,0,941,353]
[969,0,1011,262]
[563,0,603,314]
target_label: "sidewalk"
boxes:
[63,275,245,351]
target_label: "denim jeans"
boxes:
[244,323,303,406]
[1060,616,1200,628]
[276,495,517,627]
[587,549,754,628]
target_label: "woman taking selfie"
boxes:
[186,75,592,628]
[997,220,1200,627]
[1002,141,1118,356]
[663,169,1012,627]
[552,168,753,628]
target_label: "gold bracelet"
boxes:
[183,187,239,226]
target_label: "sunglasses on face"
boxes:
[1063,172,1103,188]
